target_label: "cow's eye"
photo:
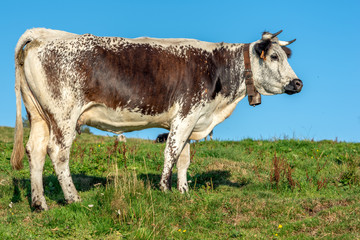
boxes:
[271,54,279,61]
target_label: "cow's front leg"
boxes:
[177,140,190,193]
[159,122,194,192]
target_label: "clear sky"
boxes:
[1,1,359,142]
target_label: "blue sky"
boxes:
[1,1,359,142]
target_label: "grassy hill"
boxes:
[0,126,359,239]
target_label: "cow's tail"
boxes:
[11,30,35,170]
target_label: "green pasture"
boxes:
[0,126,359,239]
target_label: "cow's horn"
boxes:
[279,39,296,46]
[271,30,283,39]
[262,30,283,40]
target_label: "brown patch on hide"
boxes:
[40,47,63,100]
[39,34,228,117]
[212,45,244,101]
[79,40,218,116]
[39,34,246,120]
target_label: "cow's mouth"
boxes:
[284,79,303,95]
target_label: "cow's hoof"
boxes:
[177,185,189,194]
[159,183,171,192]
[32,200,48,211]
[66,195,81,204]
[159,178,172,192]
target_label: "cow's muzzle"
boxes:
[284,79,303,95]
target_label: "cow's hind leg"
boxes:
[26,118,50,210]
[176,140,190,193]
[47,128,80,204]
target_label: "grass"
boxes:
[0,126,360,239]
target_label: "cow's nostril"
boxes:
[293,79,303,90]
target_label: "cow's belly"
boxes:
[78,103,179,134]
[78,94,243,140]
[78,95,244,139]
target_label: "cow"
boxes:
[156,133,169,143]
[117,134,126,142]
[11,28,302,210]
[157,130,212,143]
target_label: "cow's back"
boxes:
[27,32,220,117]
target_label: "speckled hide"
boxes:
[11,28,301,210]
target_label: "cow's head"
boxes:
[251,30,302,95]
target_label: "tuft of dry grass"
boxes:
[270,152,299,191]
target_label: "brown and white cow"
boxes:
[11,28,302,210]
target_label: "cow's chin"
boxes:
[256,86,284,96]
[285,89,297,95]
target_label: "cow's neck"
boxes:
[212,44,247,102]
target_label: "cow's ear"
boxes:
[281,46,292,58]
[254,40,272,60]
